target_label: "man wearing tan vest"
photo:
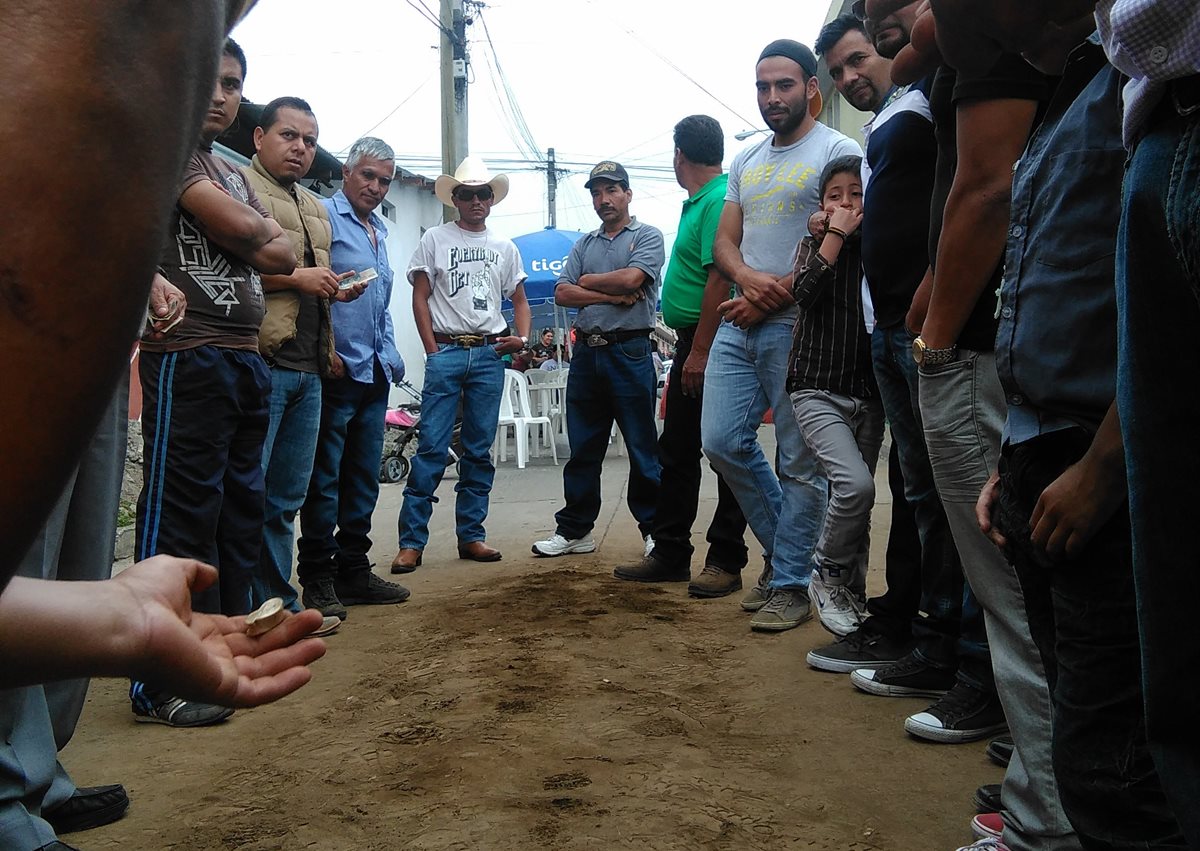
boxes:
[243,97,366,635]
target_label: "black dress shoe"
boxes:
[973,783,1002,814]
[44,784,129,834]
[986,735,1014,768]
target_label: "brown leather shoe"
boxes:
[458,540,502,562]
[390,548,422,574]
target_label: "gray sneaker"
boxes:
[749,588,812,632]
[740,558,773,611]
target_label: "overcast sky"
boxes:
[231,0,831,248]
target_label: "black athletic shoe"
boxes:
[806,623,914,673]
[904,680,1009,743]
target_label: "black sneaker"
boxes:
[613,555,690,583]
[806,623,914,673]
[987,735,1014,767]
[334,570,410,605]
[130,685,233,728]
[974,783,1002,814]
[302,578,348,620]
[849,650,956,698]
[904,680,1009,743]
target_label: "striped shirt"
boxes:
[787,235,876,399]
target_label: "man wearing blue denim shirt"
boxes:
[707,39,860,632]
[976,33,1186,849]
[297,137,410,618]
[532,161,665,559]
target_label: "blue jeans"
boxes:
[254,367,322,612]
[554,336,660,538]
[1118,91,1200,847]
[701,320,827,591]
[398,343,504,549]
[998,431,1184,849]
[297,363,390,584]
[871,325,968,671]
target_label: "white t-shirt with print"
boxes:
[407,221,526,336]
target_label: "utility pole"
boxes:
[546,147,557,229]
[440,0,469,221]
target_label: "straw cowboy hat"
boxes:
[434,156,510,208]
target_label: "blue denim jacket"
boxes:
[322,191,404,384]
[995,41,1125,446]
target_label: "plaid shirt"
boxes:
[1096,0,1200,144]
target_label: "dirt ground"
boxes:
[65,443,1001,850]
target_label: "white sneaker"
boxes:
[643,534,655,558]
[531,533,597,557]
[807,568,865,636]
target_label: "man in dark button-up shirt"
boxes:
[977,36,1186,848]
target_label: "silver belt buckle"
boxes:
[587,333,608,347]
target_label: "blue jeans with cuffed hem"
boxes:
[554,336,660,539]
[1118,93,1200,847]
[255,367,322,612]
[398,343,504,550]
[701,320,826,592]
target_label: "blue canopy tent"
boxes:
[503,227,586,357]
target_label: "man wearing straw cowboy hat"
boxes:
[391,157,532,572]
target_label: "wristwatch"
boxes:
[520,335,529,346]
[912,336,957,367]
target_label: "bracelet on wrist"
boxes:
[826,225,847,239]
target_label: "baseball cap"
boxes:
[584,160,630,189]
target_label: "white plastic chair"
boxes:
[528,369,568,445]
[494,370,558,469]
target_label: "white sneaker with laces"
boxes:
[643,534,655,558]
[807,568,865,636]
[531,532,597,557]
[956,839,1008,851]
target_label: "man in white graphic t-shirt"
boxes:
[392,157,532,572]
[703,39,862,633]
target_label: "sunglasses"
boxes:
[851,0,866,19]
[454,186,494,202]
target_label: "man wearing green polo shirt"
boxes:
[613,115,748,597]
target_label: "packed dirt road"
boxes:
[67,441,1001,850]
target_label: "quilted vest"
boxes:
[244,155,337,373]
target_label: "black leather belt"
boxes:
[434,332,502,347]
[1172,74,1200,115]
[578,329,651,347]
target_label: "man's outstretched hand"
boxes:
[121,557,326,707]
[0,556,326,703]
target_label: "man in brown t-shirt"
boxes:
[132,39,295,729]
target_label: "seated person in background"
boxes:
[530,327,561,370]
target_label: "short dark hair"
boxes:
[819,154,863,199]
[673,115,723,167]
[223,38,247,79]
[259,96,314,132]
[815,14,868,57]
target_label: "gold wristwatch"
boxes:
[912,336,957,367]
